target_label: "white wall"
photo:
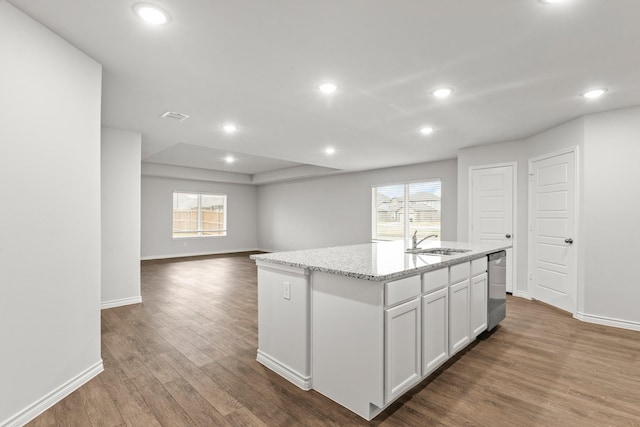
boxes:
[257,159,457,252]
[582,107,640,326]
[141,175,258,259]
[0,2,103,425]
[101,127,142,308]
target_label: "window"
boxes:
[172,192,227,238]
[372,180,441,242]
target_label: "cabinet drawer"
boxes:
[471,257,488,276]
[385,275,421,307]
[422,267,449,293]
[449,262,470,284]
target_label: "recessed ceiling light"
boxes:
[318,82,338,94]
[581,88,607,99]
[133,3,169,25]
[324,147,336,155]
[540,0,565,4]
[222,123,238,134]
[225,155,235,164]
[432,87,454,98]
[419,126,435,135]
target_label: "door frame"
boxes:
[468,162,517,294]
[527,146,579,314]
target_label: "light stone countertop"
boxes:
[250,240,511,282]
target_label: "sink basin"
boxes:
[406,247,472,256]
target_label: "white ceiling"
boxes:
[10,0,640,181]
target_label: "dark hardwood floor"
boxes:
[28,253,640,426]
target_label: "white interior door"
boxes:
[529,150,577,313]
[470,165,515,292]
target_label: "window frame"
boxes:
[371,179,442,243]
[172,191,228,239]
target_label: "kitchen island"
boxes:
[250,240,510,420]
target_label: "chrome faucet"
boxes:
[411,230,438,249]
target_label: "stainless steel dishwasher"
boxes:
[487,250,507,330]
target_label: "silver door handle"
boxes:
[565,238,573,244]
[505,234,511,239]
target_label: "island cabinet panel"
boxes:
[384,298,421,403]
[256,264,311,389]
[311,272,384,418]
[422,267,449,293]
[385,274,421,307]
[450,261,470,284]
[470,272,488,338]
[422,287,449,377]
[449,279,471,356]
[471,257,488,276]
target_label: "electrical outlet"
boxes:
[283,282,291,300]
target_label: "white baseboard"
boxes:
[256,350,311,391]
[574,312,640,332]
[101,296,142,310]
[141,248,260,261]
[512,290,531,300]
[1,360,104,427]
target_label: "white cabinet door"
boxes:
[470,273,488,338]
[449,279,470,356]
[385,298,421,403]
[422,287,448,377]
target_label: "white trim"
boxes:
[528,146,579,314]
[1,360,104,427]
[528,146,578,164]
[172,191,227,239]
[575,312,640,332]
[101,296,142,310]
[370,179,443,243]
[256,350,311,391]
[512,290,531,300]
[371,187,377,242]
[369,177,443,188]
[468,162,517,293]
[141,248,259,261]
[171,234,228,240]
[527,163,534,306]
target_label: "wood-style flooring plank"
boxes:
[77,376,124,427]
[26,406,57,427]
[202,360,304,425]
[160,348,244,417]
[132,373,196,427]
[163,376,231,426]
[51,389,93,427]
[98,347,162,427]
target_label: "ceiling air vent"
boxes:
[160,111,189,121]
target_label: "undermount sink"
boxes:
[405,247,472,256]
